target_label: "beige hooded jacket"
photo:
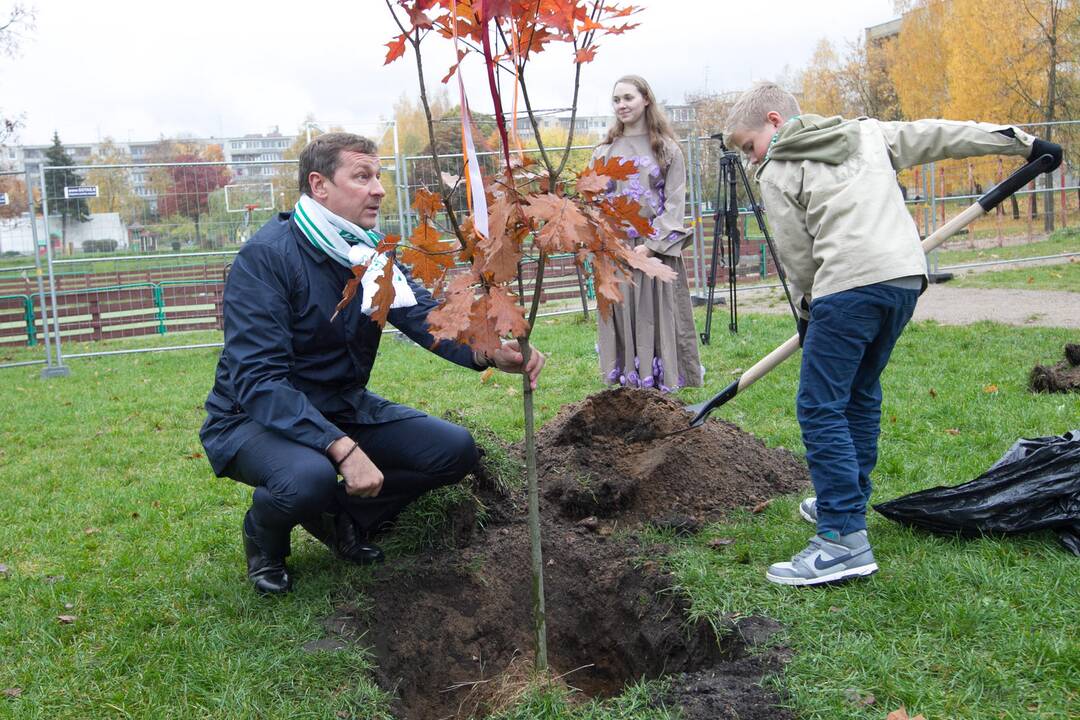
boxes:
[753,115,1035,317]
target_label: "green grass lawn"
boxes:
[949,260,1080,291]
[1,311,1077,719]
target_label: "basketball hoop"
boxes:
[243,204,258,227]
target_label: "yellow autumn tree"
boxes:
[799,38,848,116]
[85,139,146,228]
[888,0,950,119]
[944,0,1079,230]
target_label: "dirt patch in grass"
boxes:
[1030,343,1080,393]
[338,388,808,720]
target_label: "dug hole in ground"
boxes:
[321,387,811,720]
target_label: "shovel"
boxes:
[683,151,1060,430]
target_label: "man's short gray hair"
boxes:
[298,133,379,195]
[724,82,801,147]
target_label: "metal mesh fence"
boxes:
[3,119,1077,374]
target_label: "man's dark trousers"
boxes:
[226,414,478,558]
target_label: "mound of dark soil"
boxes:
[538,388,808,526]
[335,388,808,720]
[1030,343,1080,393]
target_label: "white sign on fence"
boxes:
[0,192,8,206]
[64,185,99,199]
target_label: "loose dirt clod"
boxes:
[1029,343,1080,393]
[334,388,809,719]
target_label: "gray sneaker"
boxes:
[798,497,817,525]
[766,530,878,586]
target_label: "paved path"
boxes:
[910,285,1080,328]
[729,260,1080,329]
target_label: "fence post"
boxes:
[38,167,70,377]
[23,296,35,346]
[26,168,53,363]
[153,284,167,334]
[392,122,407,238]
[1027,180,1035,240]
[1061,170,1069,228]
[996,159,1004,246]
[90,295,102,341]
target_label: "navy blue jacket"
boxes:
[200,213,481,476]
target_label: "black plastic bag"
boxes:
[874,430,1080,555]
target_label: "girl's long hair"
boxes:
[603,74,677,168]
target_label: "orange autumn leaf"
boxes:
[487,285,529,338]
[886,708,926,720]
[330,264,367,322]
[406,2,434,29]
[401,223,455,286]
[575,171,610,196]
[523,193,590,254]
[983,384,999,394]
[441,49,468,84]
[478,193,526,283]
[602,21,639,35]
[574,45,598,63]
[590,252,624,317]
[375,234,401,254]
[412,188,445,219]
[384,33,408,64]
[603,195,653,239]
[616,244,677,282]
[589,155,637,182]
[427,272,477,344]
[464,294,502,357]
[368,258,397,327]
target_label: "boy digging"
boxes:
[724,82,1061,586]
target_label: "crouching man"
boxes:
[200,133,544,594]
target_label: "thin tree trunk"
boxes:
[519,333,547,671]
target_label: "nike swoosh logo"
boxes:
[814,551,861,570]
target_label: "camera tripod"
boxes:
[699,135,798,344]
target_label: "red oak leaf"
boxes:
[427,272,477,343]
[574,45,598,63]
[523,193,590,254]
[590,252,624,317]
[401,223,455,286]
[589,156,637,181]
[375,234,400,254]
[463,294,501,357]
[575,172,610,196]
[441,49,468,84]
[615,242,677,282]
[478,193,525,283]
[603,195,653,239]
[487,285,529,338]
[407,3,434,29]
[412,188,445,219]
[368,258,397,327]
[384,33,408,65]
[330,264,367,322]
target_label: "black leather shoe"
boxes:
[243,529,292,595]
[335,511,385,565]
[302,512,384,565]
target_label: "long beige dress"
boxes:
[594,134,702,391]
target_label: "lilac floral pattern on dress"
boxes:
[602,355,685,393]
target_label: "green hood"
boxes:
[757,114,860,176]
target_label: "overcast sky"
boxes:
[2,0,898,147]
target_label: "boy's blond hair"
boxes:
[723,82,801,146]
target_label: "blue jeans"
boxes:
[797,283,919,535]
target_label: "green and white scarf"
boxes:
[293,193,416,315]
